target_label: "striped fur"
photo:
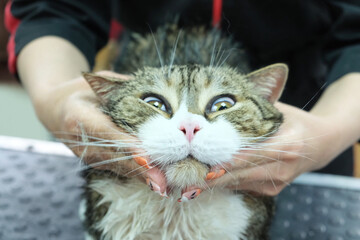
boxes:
[82,25,288,239]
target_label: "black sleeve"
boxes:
[10,0,111,69]
[323,0,360,84]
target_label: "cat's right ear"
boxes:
[83,72,130,102]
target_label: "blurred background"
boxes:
[0,0,359,176]
[0,0,49,140]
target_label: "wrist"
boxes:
[309,114,343,170]
[310,73,360,158]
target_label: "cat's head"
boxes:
[84,64,288,187]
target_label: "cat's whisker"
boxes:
[209,33,220,68]
[100,121,138,137]
[217,48,235,68]
[90,154,145,167]
[301,82,327,110]
[76,123,90,166]
[231,156,263,169]
[69,143,141,149]
[227,157,291,192]
[213,43,223,67]
[57,132,143,144]
[125,155,166,177]
[215,49,226,69]
[238,147,315,162]
[263,166,277,191]
[217,162,234,179]
[78,151,145,156]
[55,132,140,141]
[60,139,141,146]
[233,152,284,163]
[79,153,149,172]
[262,164,292,192]
[168,29,182,77]
[244,131,332,144]
[201,180,212,191]
[149,27,164,69]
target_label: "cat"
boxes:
[80,24,288,240]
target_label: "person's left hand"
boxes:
[204,102,341,195]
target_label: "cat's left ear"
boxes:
[83,72,130,102]
[246,63,288,103]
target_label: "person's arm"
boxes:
[202,0,360,196]
[9,0,169,195]
[6,0,112,75]
[310,73,360,155]
[17,35,168,192]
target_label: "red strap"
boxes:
[109,19,124,40]
[212,0,223,28]
[4,0,20,34]
[4,0,21,74]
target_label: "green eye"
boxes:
[210,97,235,112]
[143,96,167,112]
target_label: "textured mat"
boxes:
[0,148,84,240]
[1,145,360,240]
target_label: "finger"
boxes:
[205,164,227,180]
[145,167,168,197]
[227,180,288,196]
[179,164,230,202]
[231,151,269,170]
[59,100,139,161]
[178,186,202,202]
[207,160,290,187]
[133,156,152,169]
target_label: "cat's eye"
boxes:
[209,96,235,112]
[143,96,167,112]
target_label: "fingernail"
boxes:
[178,189,202,202]
[146,178,167,197]
[206,168,225,180]
[134,156,151,169]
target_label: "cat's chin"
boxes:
[163,157,209,189]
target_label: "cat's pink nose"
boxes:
[179,122,201,142]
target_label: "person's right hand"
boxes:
[16,36,168,196]
[43,72,168,195]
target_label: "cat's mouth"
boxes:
[186,154,212,169]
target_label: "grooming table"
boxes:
[1,136,360,240]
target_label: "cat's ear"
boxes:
[83,72,129,101]
[246,63,288,103]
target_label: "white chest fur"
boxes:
[81,178,251,240]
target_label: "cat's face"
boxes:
[85,64,287,170]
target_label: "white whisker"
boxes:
[209,34,220,68]
[302,82,327,110]
[149,27,164,69]
[168,30,182,77]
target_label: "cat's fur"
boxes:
[81,24,288,240]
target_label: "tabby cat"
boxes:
[80,25,288,240]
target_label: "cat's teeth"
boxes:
[178,189,202,202]
[177,196,189,203]
[160,190,168,198]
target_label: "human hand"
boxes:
[203,102,340,196]
[16,36,168,192]
[35,71,167,191]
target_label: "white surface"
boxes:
[0,135,75,157]
[294,172,360,191]
[0,83,50,140]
